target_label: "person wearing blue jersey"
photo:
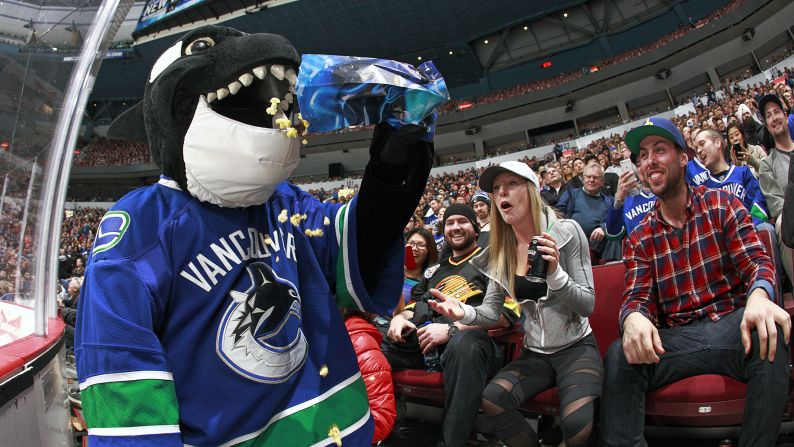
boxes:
[691,128,770,225]
[74,26,438,447]
[604,168,656,242]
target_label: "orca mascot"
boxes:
[75,25,433,446]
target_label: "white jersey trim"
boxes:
[88,424,180,436]
[80,371,174,390]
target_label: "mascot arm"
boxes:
[355,123,433,302]
[76,260,182,446]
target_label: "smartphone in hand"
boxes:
[405,245,416,270]
[620,158,635,174]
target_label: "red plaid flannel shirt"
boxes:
[620,185,776,329]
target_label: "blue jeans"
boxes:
[601,308,790,447]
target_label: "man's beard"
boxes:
[651,164,685,200]
[446,232,477,251]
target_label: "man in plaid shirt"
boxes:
[601,117,791,446]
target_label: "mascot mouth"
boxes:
[201,63,299,130]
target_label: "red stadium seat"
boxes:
[642,228,785,428]
[391,326,522,406]
[519,261,626,416]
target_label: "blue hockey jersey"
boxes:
[75,177,404,447]
[686,161,769,225]
[604,190,657,240]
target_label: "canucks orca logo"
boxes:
[93,211,130,255]
[216,262,307,383]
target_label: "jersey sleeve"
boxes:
[604,202,626,240]
[75,259,182,446]
[742,167,770,224]
[291,190,403,315]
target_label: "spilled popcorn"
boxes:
[277,209,288,223]
[305,228,324,238]
[266,97,280,116]
[286,127,298,138]
[275,117,291,129]
[319,364,328,377]
[323,217,331,226]
[328,425,342,446]
[290,213,307,227]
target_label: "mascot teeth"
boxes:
[238,73,254,87]
[207,92,217,103]
[253,65,267,80]
[270,65,285,80]
[285,68,297,86]
[217,88,229,100]
[228,81,242,95]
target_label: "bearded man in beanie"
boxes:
[471,191,492,247]
[382,203,521,447]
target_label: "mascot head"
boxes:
[109,26,303,207]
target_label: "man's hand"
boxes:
[615,170,639,204]
[387,314,416,343]
[590,227,605,241]
[427,289,464,320]
[622,312,665,364]
[741,288,791,362]
[417,323,450,354]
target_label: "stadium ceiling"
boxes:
[78,0,698,102]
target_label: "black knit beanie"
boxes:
[443,203,480,234]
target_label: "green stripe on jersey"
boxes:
[750,203,768,222]
[82,379,179,429]
[334,204,360,310]
[234,376,369,447]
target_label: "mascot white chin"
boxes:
[75,25,434,447]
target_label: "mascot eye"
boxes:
[185,37,215,55]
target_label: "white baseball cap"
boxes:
[478,160,540,193]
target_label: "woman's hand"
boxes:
[536,232,561,275]
[427,289,465,321]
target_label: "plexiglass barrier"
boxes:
[0,0,131,346]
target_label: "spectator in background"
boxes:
[541,165,565,208]
[471,191,492,247]
[60,276,82,353]
[397,228,439,316]
[383,204,520,447]
[758,94,794,290]
[690,128,770,225]
[605,167,656,243]
[726,122,766,176]
[737,101,765,146]
[71,257,85,277]
[565,158,586,190]
[557,162,619,261]
[601,117,790,447]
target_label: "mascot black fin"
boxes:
[107,101,147,143]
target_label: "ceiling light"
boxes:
[417,56,422,61]
[523,25,528,31]
[563,12,568,17]
[449,50,453,55]
[484,39,489,44]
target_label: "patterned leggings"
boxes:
[481,334,603,447]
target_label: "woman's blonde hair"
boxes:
[487,181,550,295]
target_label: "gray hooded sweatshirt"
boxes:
[460,211,596,354]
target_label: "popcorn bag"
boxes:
[296,54,449,141]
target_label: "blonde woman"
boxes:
[431,160,601,447]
